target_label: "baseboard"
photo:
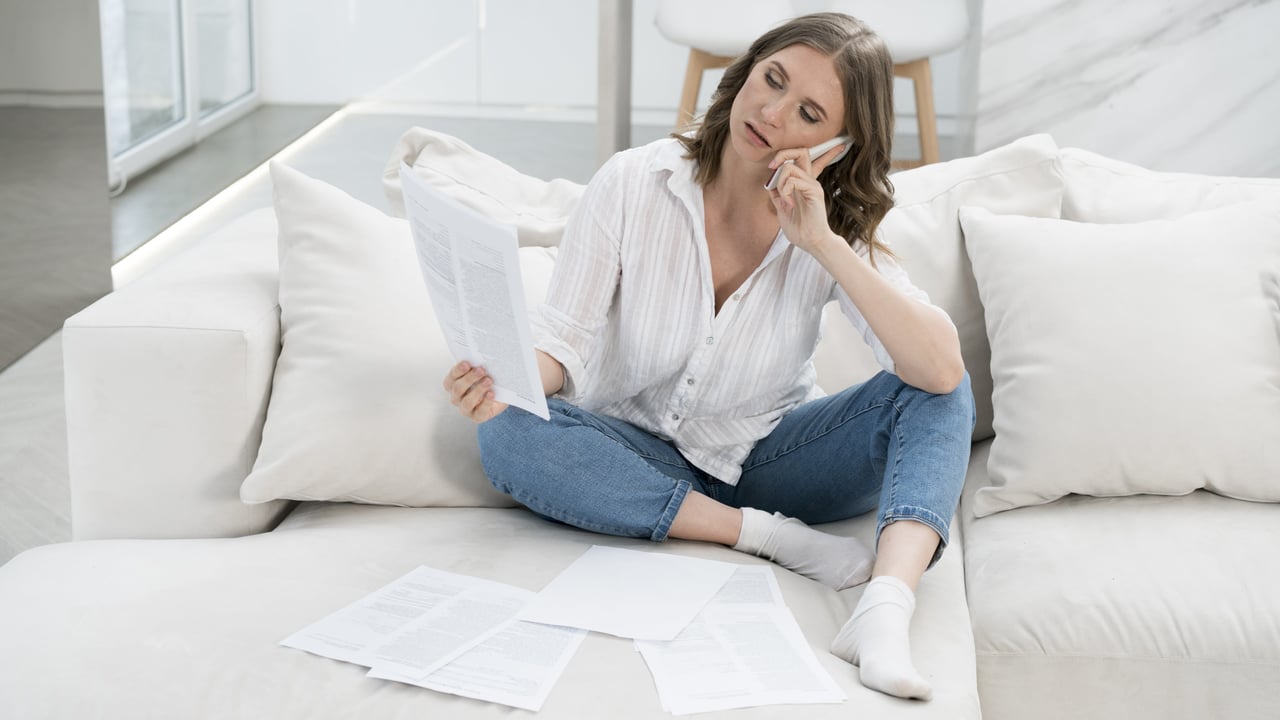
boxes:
[0,91,104,108]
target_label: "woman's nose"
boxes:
[761,100,784,126]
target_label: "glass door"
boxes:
[101,0,258,187]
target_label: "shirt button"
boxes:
[732,293,742,301]
[686,378,695,385]
[706,337,714,345]
[671,413,680,421]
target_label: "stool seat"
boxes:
[829,0,969,62]
[655,0,796,57]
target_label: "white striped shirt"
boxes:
[531,138,944,484]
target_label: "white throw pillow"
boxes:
[382,127,584,248]
[241,162,556,507]
[961,202,1280,517]
[813,134,1065,442]
[1061,147,1280,224]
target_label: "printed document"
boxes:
[279,565,502,668]
[519,545,738,641]
[282,565,586,710]
[366,582,531,679]
[399,162,549,420]
[636,566,847,714]
[369,620,587,712]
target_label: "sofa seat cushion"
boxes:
[0,503,978,719]
[960,442,1280,720]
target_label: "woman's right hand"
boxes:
[443,361,509,423]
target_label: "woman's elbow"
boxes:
[906,353,965,395]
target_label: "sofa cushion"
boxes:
[960,202,1280,517]
[0,504,978,718]
[812,134,1064,441]
[1061,146,1280,224]
[241,163,555,508]
[959,442,1280,720]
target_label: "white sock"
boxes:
[731,507,873,590]
[829,575,932,701]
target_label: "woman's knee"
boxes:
[476,404,560,492]
[899,370,976,431]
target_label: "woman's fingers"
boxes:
[810,142,847,177]
[446,363,486,405]
[443,361,472,393]
[769,148,813,176]
[459,373,493,414]
[442,362,510,422]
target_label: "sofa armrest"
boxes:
[63,209,292,540]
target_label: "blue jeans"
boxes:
[477,371,976,565]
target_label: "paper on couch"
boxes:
[280,565,527,671]
[519,545,738,641]
[369,620,587,712]
[636,566,846,715]
[399,162,549,420]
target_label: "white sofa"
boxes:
[1,133,1278,719]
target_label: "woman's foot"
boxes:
[829,575,932,701]
[732,507,873,590]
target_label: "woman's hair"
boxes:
[674,12,897,265]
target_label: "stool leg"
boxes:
[678,49,707,129]
[676,49,735,130]
[909,59,940,165]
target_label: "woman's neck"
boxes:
[704,142,775,220]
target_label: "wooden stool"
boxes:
[656,0,798,127]
[829,0,971,169]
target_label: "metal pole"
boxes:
[596,0,632,167]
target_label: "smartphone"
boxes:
[764,135,852,190]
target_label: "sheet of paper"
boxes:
[637,604,846,715]
[368,583,532,679]
[369,620,587,712]
[519,545,738,641]
[280,565,481,667]
[636,566,845,714]
[280,565,527,676]
[706,565,785,607]
[399,162,549,420]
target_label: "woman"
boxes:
[443,12,974,702]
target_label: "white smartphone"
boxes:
[764,135,852,190]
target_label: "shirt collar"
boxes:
[652,137,700,203]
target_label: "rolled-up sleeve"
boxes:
[833,248,953,374]
[531,154,625,403]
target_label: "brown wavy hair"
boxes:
[673,12,897,265]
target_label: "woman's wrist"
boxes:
[809,230,858,270]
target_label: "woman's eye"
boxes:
[800,107,818,124]
[765,72,782,89]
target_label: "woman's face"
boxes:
[728,43,847,166]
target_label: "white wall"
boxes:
[258,0,974,134]
[0,0,105,103]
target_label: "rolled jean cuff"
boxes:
[651,478,693,542]
[878,505,952,569]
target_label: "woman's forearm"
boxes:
[814,236,965,394]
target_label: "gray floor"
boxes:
[0,108,953,567]
[0,107,114,371]
[111,104,339,261]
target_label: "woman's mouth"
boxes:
[745,122,771,148]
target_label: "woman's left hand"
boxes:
[766,143,845,256]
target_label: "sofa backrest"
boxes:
[1061,147,1280,223]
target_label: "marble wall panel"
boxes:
[976,0,1280,176]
